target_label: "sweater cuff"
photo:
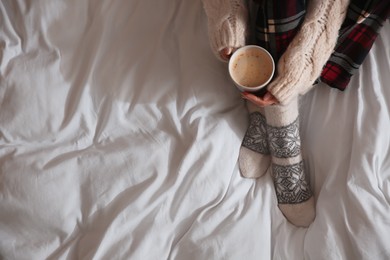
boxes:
[267,61,315,104]
[205,0,248,62]
[208,19,246,61]
[267,79,304,105]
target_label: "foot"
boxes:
[239,108,271,179]
[264,98,315,227]
[272,161,315,227]
[239,146,271,178]
[279,196,316,227]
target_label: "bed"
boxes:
[1,1,389,259]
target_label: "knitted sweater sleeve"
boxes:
[267,0,350,105]
[201,0,248,62]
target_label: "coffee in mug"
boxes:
[228,45,275,92]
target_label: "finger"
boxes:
[241,92,275,107]
[230,47,238,55]
[241,92,277,107]
[220,47,238,61]
[263,92,272,100]
[220,48,232,61]
[224,47,233,56]
[263,92,279,103]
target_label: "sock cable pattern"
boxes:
[267,118,301,158]
[242,112,270,154]
[272,161,313,204]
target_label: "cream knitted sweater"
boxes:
[201,0,248,61]
[202,0,350,104]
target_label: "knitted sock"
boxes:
[264,98,315,227]
[239,102,271,179]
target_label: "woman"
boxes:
[202,0,390,227]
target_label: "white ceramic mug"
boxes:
[228,45,275,92]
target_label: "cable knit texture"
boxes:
[201,0,248,62]
[267,0,350,104]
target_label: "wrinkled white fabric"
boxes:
[0,1,389,259]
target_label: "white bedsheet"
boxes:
[0,1,389,259]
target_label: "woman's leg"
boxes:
[264,97,315,227]
[238,0,308,179]
[239,101,271,178]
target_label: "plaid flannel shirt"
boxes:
[253,0,390,91]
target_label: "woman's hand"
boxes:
[241,91,278,107]
[219,47,238,61]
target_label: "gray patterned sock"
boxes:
[264,98,315,227]
[238,102,271,179]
